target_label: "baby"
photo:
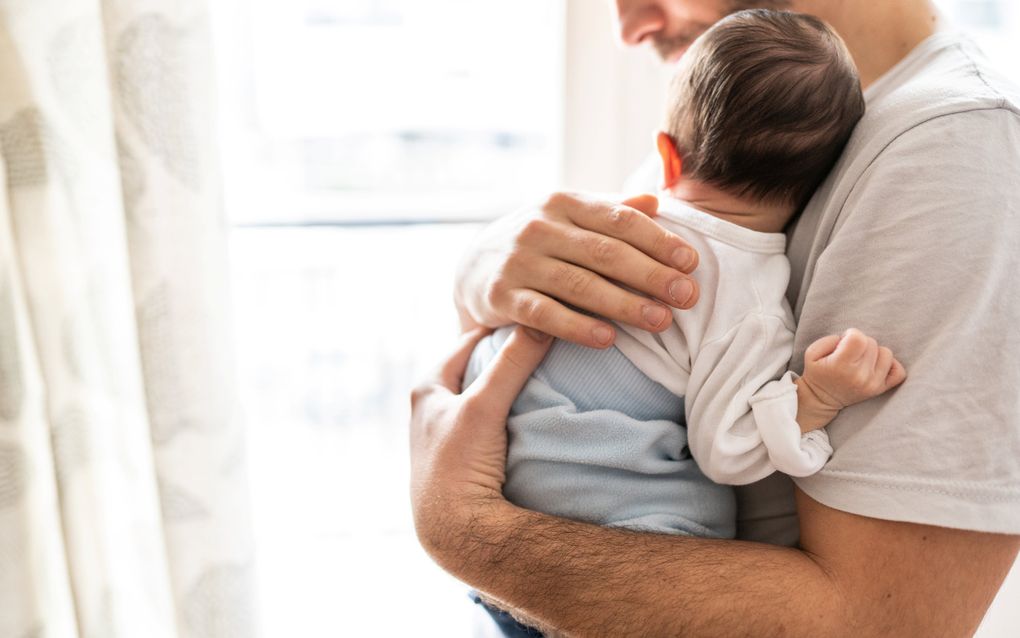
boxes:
[465,10,903,544]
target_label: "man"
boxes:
[410,0,1020,635]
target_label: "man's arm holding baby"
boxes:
[410,328,1018,637]
[426,146,1020,633]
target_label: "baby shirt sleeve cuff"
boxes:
[749,371,833,477]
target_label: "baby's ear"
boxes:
[656,131,683,189]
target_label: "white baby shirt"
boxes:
[613,197,832,484]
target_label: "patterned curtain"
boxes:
[0,0,256,636]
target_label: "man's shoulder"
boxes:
[804,33,1020,222]
[869,32,1020,143]
[788,32,1020,313]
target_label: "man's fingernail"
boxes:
[672,247,696,270]
[592,325,614,346]
[669,279,694,306]
[523,327,551,342]
[642,304,668,327]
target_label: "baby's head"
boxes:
[658,9,865,232]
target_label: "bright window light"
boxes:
[935,0,1020,82]
[215,0,565,224]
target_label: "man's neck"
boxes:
[807,0,946,88]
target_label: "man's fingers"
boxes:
[620,193,659,217]
[464,326,554,415]
[531,227,698,311]
[805,334,843,362]
[436,328,492,392]
[506,288,619,349]
[560,196,699,274]
[524,254,676,331]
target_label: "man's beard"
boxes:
[651,27,708,61]
[651,0,793,61]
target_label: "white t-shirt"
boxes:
[614,198,833,484]
[655,30,1020,542]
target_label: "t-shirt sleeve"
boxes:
[791,107,1020,534]
[685,313,832,485]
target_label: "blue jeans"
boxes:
[469,591,544,637]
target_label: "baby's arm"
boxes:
[794,328,907,434]
[684,316,906,484]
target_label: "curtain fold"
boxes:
[0,1,255,636]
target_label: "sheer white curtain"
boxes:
[0,1,255,636]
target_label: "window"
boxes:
[212,1,568,634]
[229,225,480,636]
[216,0,564,225]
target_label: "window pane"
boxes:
[231,224,484,634]
[215,0,565,224]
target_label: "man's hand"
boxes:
[796,328,907,433]
[409,326,552,564]
[454,192,700,349]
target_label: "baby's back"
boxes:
[462,200,798,538]
[465,327,736,537]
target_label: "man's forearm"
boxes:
[427,500,843,637]
[422,492,1018,637]
[410,329,1019,637]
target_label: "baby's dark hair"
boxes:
[665,9,865,209]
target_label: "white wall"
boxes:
[562,0,672,192]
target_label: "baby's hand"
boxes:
[795,329,907,433]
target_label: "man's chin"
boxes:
[666,46,690,64]
[659,43,692,65]
[653,29,706,63]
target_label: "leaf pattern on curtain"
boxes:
[183,564,257,638]
[0,275,24,421]
[114,134,145,215]
[50,405,91,489]
[0,108,58,188]
[0,1,257,636]
[115,14,204,191]
[0,443,26,509]
[159,482,210,523]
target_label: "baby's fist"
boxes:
[802,329,907,411]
